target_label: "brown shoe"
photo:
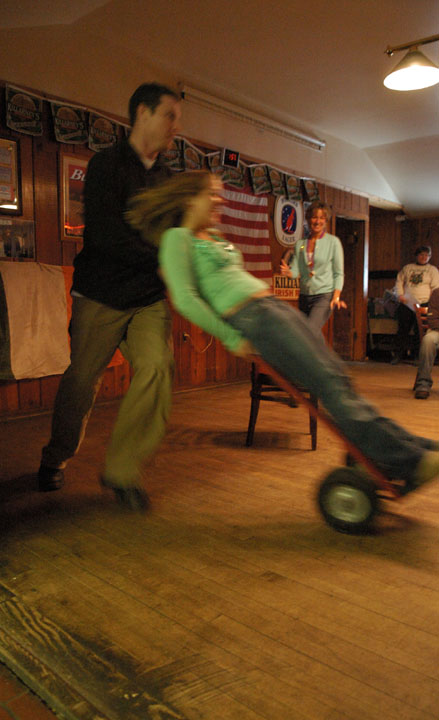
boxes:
[100,476,150,511]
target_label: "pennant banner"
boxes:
[284,173,302,201]
[302,178,320,202]
[182,140,204,170]
[6,85,43,136]
[3,86,322,200]
[161,138,185,172]
[205,151,246,187]
[218,187,272,283]
[267,167,285,197]
[248,165,271,195]
[51,102,88,144]
[206,151,223,174]
[88,113,118,152]
[222,163,246,189]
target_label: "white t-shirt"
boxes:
[395,262,439,305]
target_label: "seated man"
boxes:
[391,245,439,364]
[414,287,439,399]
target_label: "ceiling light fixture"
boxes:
[384,34,439,91]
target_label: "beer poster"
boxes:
[61,154,88,239]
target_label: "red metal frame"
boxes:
[253,358,402,500]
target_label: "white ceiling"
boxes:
[2,0,439,215]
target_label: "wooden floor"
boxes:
[1,361,439,720]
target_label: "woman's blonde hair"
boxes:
[305,200,332,223]
[127,170,211,246]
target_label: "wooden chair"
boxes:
[246,362,318,449]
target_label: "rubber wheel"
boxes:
[317,467,379,534]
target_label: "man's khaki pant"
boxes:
[41,296,174,487]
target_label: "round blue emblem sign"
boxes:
[274,197,303,247]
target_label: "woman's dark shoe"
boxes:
[414,389,430,399]
[38,465,65,491]
[100,476,150,511]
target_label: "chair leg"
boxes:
[246,395,261,446]
[309,394,318,451]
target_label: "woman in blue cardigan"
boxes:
[280,201,345,329]
[127,171,439,493]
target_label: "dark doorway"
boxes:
[332,217,366,360]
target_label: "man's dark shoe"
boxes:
[38,465,64,491]
[100,476,150,511]
[390,353,400,365]
[414,389,430,399]
[395,478,415,497]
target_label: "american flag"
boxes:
[217,186,273,283]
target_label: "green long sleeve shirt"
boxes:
[159,228,268,351]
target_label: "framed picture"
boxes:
[60,154,88,239]
[0,137,21,215]
[0,218,35,259]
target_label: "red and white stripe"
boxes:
[217,186,273,282]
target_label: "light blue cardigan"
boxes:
[288,233,344,296]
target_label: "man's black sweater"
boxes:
[73,137,170,309]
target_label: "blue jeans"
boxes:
[227,296,432,481]
[299,292,332,329]
[415,329,439,391]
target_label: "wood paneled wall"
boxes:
[0,83,251,417]
[1,81,375,418]
[368,207,402,298]
[367,209,439,300]
[408,216,439,266]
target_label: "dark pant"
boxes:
[415,329,439,391]
[394,302,427,359]
[299,292,333,330]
